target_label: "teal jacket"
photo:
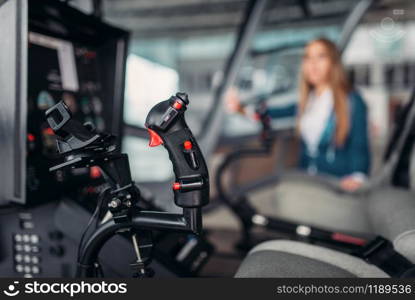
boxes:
[268,91,370,177]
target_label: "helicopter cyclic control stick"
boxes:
[145,92,209,233]
[45,93,209,277]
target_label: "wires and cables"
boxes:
[77,187,111,265]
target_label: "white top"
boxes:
[299,88,334,157]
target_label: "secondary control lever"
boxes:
[46,101,137,223]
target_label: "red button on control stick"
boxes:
[173,101,182,110]
[147,129,164,147]
[172,182,181,190]
[183,140,192,150]
[90,166,101,179]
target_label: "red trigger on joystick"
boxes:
[147,129,164,147]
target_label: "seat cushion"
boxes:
[368,188,415,263]
[236,250,356,278]
[249,176,371,234]
[235,240,388,278]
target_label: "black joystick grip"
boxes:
[145,93,209,208]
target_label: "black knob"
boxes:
[176,92,189,104]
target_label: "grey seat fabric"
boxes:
[235,240,388,278]
[258,170,415,237]
[368,188,415,263]
[236,186,415,278]
[253,176,371,234]
[236,250,356,278]
[236,119,415,277]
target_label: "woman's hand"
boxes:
[225,87,245,114]
[340,176,364,192]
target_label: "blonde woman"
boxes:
[228,38,370,191]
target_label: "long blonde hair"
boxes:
[298,38,351,146]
